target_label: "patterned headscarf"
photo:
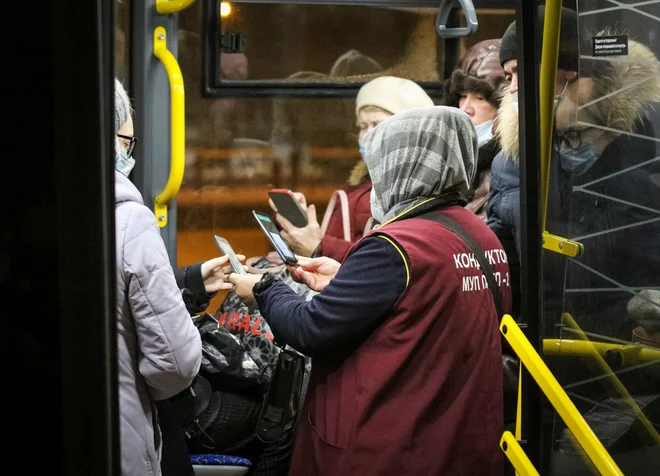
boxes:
[362,106,477,223]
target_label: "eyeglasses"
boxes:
[555,129,582,151]
[117,134,138,157]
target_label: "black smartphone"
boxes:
[252,211,299,266]
[213,235,246,275]
[269,189,308,228]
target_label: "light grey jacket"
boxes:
[115,172,202,476]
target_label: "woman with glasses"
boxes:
[114,77,204,476]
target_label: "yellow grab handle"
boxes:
[153,27,185,228]
[542,231,583,257]
[156,0,196,15]
[538,2,585,256]
[500,315,623,475]
[539,0,562,232]
[500,431,540,476]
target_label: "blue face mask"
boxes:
[560,143,600,176]
[511,91,519,113]
[115,138,135,177]
[370,187,385,223]
[474,120,494,147]
[359,139,366,160]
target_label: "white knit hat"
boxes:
[355,76,434,117]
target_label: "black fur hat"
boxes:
[444,39,507,108]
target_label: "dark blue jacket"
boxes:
[487,152,522,317]
[546,119,660,339]
[487,119,660,339]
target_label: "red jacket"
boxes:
[316,179,372,263]
[290,206,510,476]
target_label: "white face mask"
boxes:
[115,138,135,177]
[370,187,385,223]
[474,120,494,147]
[512,91,519,113]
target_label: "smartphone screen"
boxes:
[268,190,308,228]
[253,211,299,266]
[213,235,246,274]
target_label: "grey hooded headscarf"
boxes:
[362,106,477,223]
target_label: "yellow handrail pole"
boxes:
[543,339,660,362]
[156,0,196,15]
[153,27,185,228]
[501,431,540,476]
[539,0,562,231]
[500,315,623,475]
[561,313,660,444]
[516,364,523,440]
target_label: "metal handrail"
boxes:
[538,0,583,257]
[153,27,186,228]
[501,431,540,475]
[500,315,623,475]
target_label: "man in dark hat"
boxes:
[487,6,580,319]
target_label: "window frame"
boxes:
[202,0,515,98]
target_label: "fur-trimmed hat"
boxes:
[444,39,507,108]
[500,6,579,72]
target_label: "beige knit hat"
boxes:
[355,76,434,117]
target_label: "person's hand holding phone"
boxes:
[228,273,262,309]
[200,255,246,293]
[289,256,341,292]
[276,206,323,257]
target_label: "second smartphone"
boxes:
[268,189,308,228]
[213,235,247,275]
[252,210,299,266]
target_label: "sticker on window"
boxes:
[592,35,629,57]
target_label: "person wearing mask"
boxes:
[489,10,660,471]
[491,7,660,336]
[230,106,511,475]
[444,39,508,220]
[270,76,434,262]
[488,6,582,319]
[549,33,660,340]
[114,78,203,476]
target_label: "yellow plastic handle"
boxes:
[153,27,185,228]
[156,0,196,15]
[500,315,623,475]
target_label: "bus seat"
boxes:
[191,454,251,476]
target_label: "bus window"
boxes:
[115,0,131,83]
[540,2,660,473]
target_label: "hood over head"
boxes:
[561,32,660,136]
[362,106,477,223]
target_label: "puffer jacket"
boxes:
[115,172,202,476]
